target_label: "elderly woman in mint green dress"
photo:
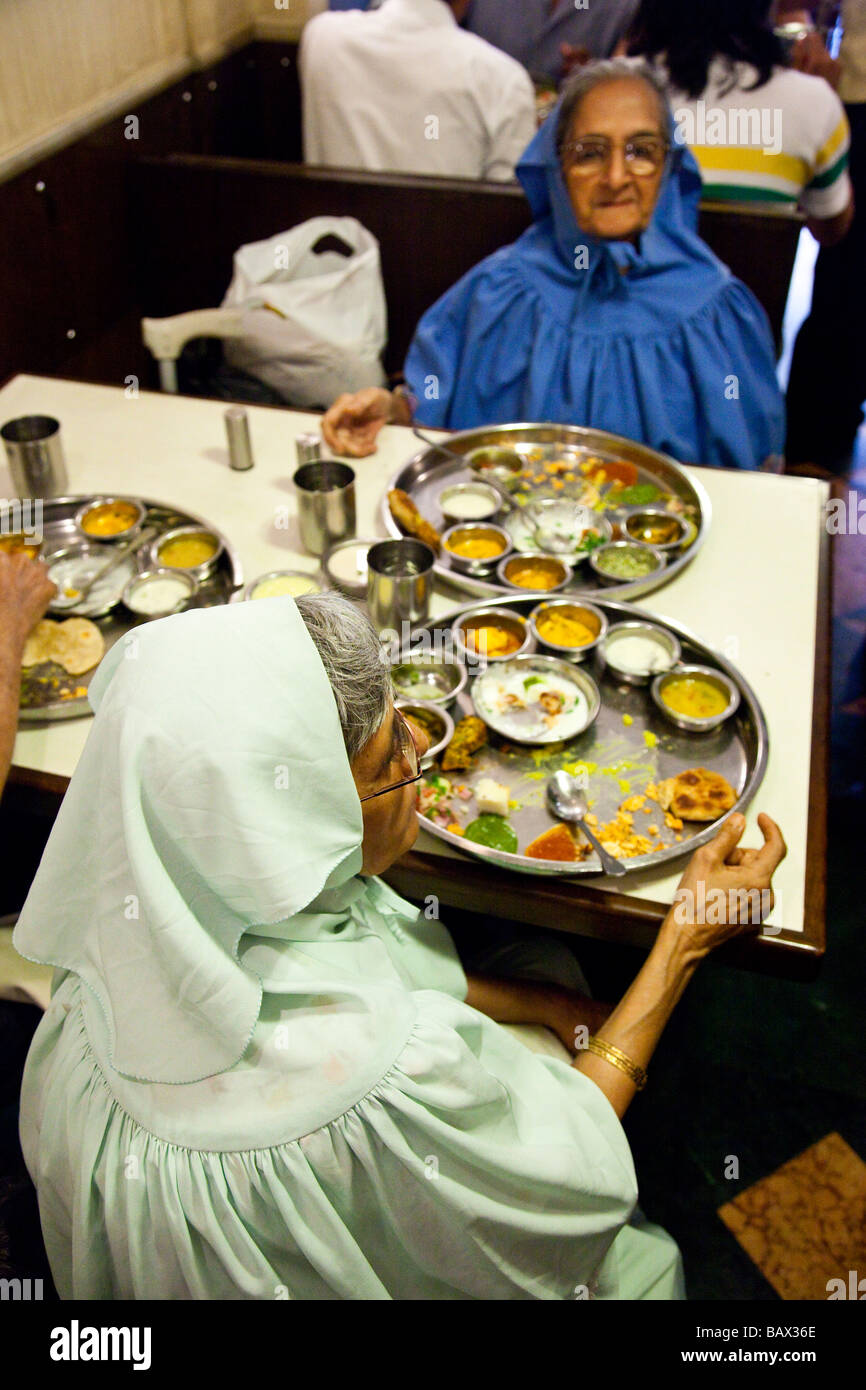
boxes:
[14,593,784,1299]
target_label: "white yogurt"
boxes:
[127,575,191,614]
[606,633,673,674]
[439,487,499,520]
[325,545,370,585]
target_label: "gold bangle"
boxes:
[585,1036,648,1091]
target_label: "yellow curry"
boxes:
[462,624,523,657]
[158,534,218,569]
[536,609,598,648]
[445,535,505,561]
[80,501,140,537]
[504,559,566,591]
[661,676,728,719]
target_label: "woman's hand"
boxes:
[321,387,394,458]
[0,552,57,654]
[666,812,787,957]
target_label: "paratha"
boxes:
[21,617,105,677]
[22,620,58,668]
[655,768,737,822]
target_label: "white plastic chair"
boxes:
[141,309,246,393]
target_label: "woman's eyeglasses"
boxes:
[561,136,670,177]
[359,708,422,802]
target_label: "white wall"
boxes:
[0,0,313,179]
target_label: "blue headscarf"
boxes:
[405,89,785,469]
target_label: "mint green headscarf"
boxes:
[13,598,432,1087]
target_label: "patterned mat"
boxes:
[718,1132,866,1300]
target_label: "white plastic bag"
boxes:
[221,217,388,407]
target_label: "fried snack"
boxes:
[652,778,678,811]
[22,617,105,676]
[525,823,580,861]
[668,768,737,821]
[440,715,487,772]
[388,489,441,553]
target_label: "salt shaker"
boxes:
[225,407,254,471]
[295,433,322,466]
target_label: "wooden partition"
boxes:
[131,155,803,377]
[0,42,301,391]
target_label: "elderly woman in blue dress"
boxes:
[15,592,785,1299]
[323,59,785,470]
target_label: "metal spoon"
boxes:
[50,526,160,610]
[412,426,515,512]
[546,770,627,876]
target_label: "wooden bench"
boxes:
[131,154,803,378]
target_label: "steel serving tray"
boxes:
[383,423,711,601]
[19,495,243,721]
[408,594,767,877]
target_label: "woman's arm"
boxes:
[0,555,57,797]
[572,813,786,1118]
[570,916,704,1117]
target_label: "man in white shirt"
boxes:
[300,0,537,181]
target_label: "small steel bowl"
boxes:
[451,606,533,664]
[75,496,146,544]
[588,540,666,586]
[524,499,612,559]
[391,650,468,708]
[395,699,455,768]
[496,551,573,594]
[122,567,199,619]
[601,621,681,687]
[0,532,43,560]
[465,446,525,490]
[322,537,377,600]
[528,598,608,662]
[242,570,322,600]
[623,508,690,551]
[651,663,741,733]
[441,522,512,576]
[437,482,503,525]
[150,525,224,579]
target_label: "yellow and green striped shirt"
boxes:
[663,58,851,218]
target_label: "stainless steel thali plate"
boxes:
[409,595,767,877]
[19,496,243,721]
[383,423,711,601]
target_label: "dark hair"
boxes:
[624,0,787,98]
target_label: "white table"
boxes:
[2,375,830,972]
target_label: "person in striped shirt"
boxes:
[623,0,854,246]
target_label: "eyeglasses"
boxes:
[561,136,670,176]
[359,707,422,803]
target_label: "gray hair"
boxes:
[556,58,670,158]
[295,591,391,763]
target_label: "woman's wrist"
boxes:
[389,383,416,425]
[656,909,711,973]
[0,625,25,667]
